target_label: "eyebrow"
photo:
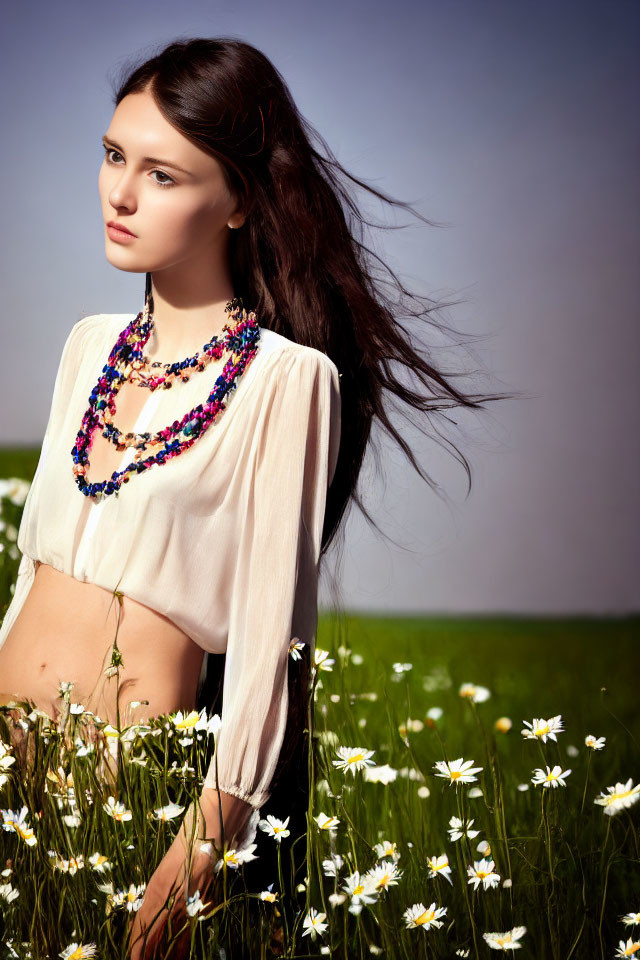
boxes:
[102,135,194,176]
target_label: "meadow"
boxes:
[0,448,638,959]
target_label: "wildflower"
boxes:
[399,718,424,736]
[365,859,403,892]
[467,858,501,890]
[58,944,98,959]
[69,703,85,716]
[459,683,491,702]
[342,870,380,914]
[433,757,483,785]
[531,765,571,788]
[0,739,16,773]
[314,649,335,672]
[403,901,447,930]
[314,812,340,832]
[482,925,527,951]
[495,717,512,733]
[477,839,492,856]
[0,883,19,903]
[448,815,480,841]
[260,883,279,902]
[521,715,564,743]
[362,764,398,784]
[426,706,443,722]
[426,854,453,884]
[322,854,344,876]
[594,778,640,816]
[332,746,376,775]
[1,806,37,846]
[102,797,132,821]
[172,708,208,732]
[112,883,146,912]
[301,906,328,939]
[214,841,259,871]
[373,840,400,861]
[621,912,640,927]
[328,891,347,907]
[392,662,413,673]
[288,637,306,660]
[88,853,111,872]
[258,814,290,842]
[615,939,640,958]
[186,889,209,916]
[585,734,606,750]
[153,802,185,822]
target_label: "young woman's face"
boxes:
[98,88,244,274]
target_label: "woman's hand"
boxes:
[126,799,219,959]
[126,789,252,959]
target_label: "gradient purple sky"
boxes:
[1,0,638,614]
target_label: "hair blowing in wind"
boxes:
[110,36,515,572]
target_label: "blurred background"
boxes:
[0,0,638,617]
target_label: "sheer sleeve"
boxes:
[0,315,96,649]
[202,347,341,809]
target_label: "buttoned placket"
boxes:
[73,390,163,581]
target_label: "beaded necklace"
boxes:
[71,297,261,501]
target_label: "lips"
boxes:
[107,221,137,237]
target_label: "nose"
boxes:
[107,167,138,210]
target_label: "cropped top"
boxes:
[0,313,341,809]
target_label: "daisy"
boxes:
[459,683,491,703]
[615,938,640,958]
[433,757,483,785]
[521,715,564,744]
[403,901,448,930]
[373,840,400,861]
[0,883,19,903]
[214,842,259,871]
[448,815,480,842]
[88,853,111,872]
[258,814,290,842]
[585,734,606,750]
[362,764,398,784]
[113,883,146,912]
[482,925,527,951]
[332,746,376,775]
[365,859,403,892]
[153,802,185,822]
[314,812,340,832]
[302,905,328,939]
[58,944,98,960]
[260,883,279,902]
[392,662,413,673]
[531,765,571,789]
[1,806,37,846]
[594,778,640,816]
[621,912,640,927]
[171,708,208,732]
[186,889,209,916]
[426,853,453,884]
[322,854,344,876]
[314,649,335,672]
[0,740,16,773]
[341,870,379,913]
[288,637,306,660]
[467,858,501,890]
[102,797,132,821]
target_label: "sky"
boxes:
[0,0,638,615]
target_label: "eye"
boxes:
[102,146,176,188]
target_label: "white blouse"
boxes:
[0,313,341,809]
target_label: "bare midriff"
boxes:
[0,561,206,727]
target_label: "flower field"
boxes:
[0,464,638,959]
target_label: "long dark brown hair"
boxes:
[110,37,517,808]
[110,36,514,558]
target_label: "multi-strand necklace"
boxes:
[71,296,261,500]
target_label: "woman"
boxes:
[0,37,508,957]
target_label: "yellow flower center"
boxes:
[348,753,365,764]
[415,908,435,925]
